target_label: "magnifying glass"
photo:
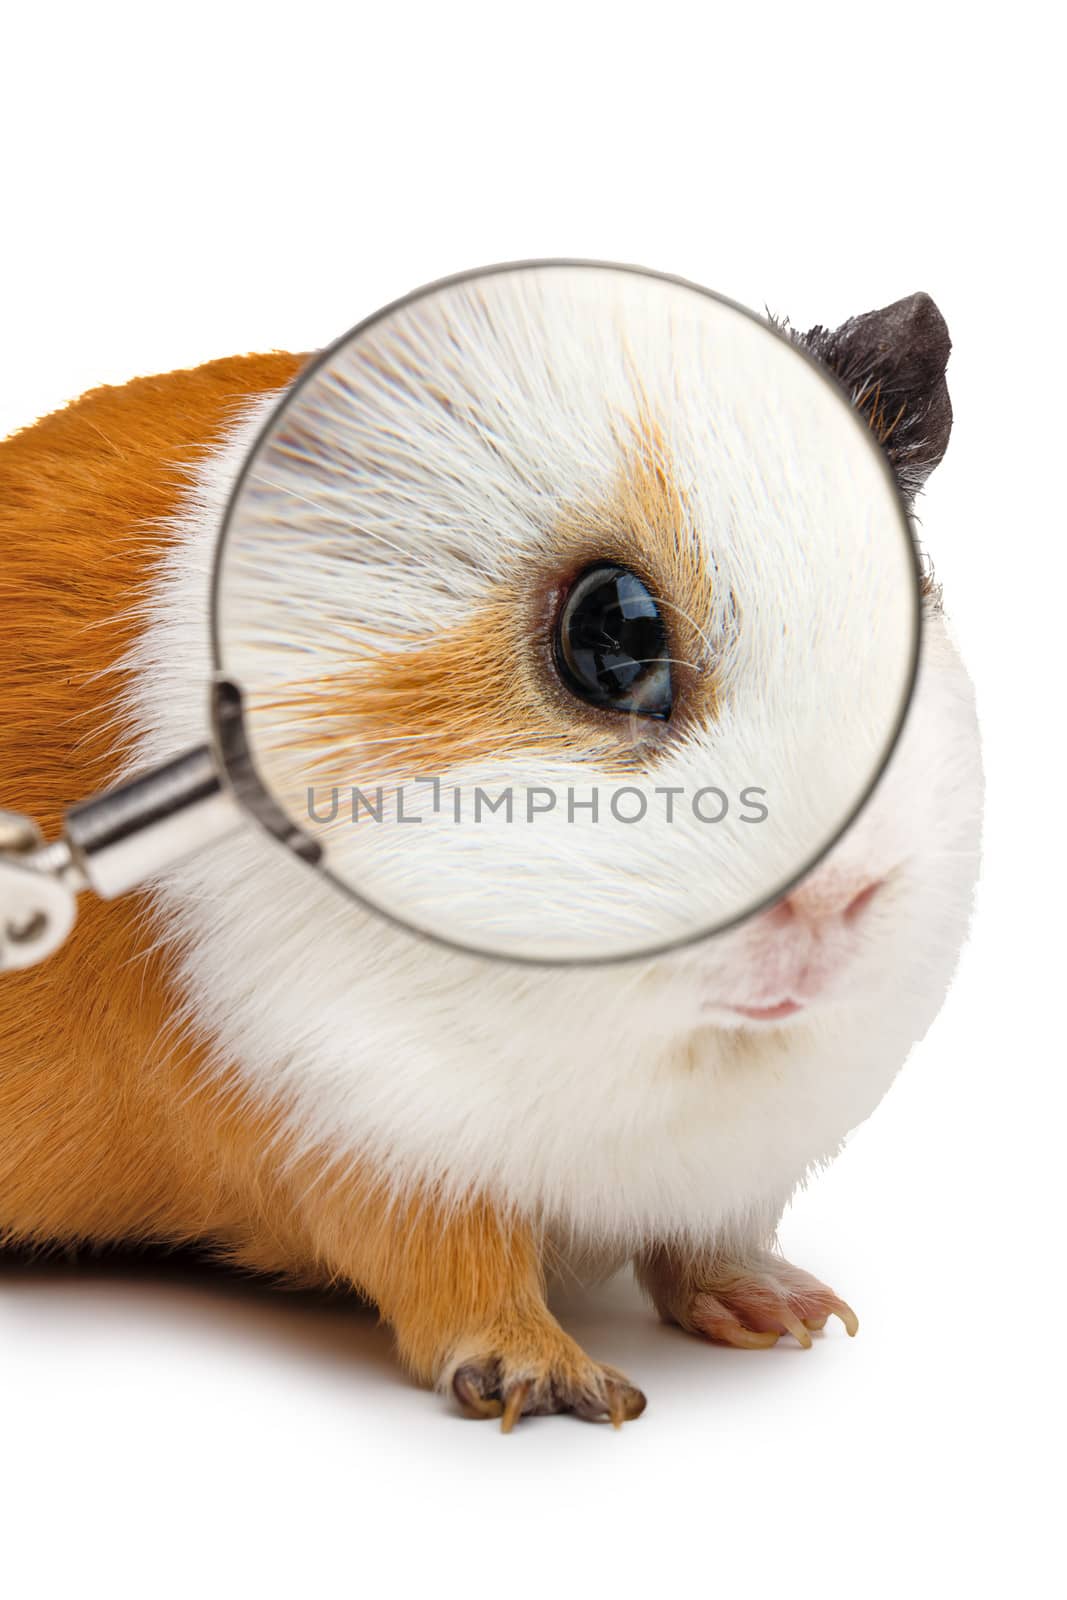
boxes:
[0,261,919,972]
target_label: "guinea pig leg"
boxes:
[635,1243,858,1350]
[297,1183,646,1427]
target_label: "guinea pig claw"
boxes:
[500,1381,532,1434]
[453,1363,505,1421]
[779,1311,814,1349]
[606,1384,647,1427]
[710,1322,780,1350]
[569,1375,647,1426]
[832,1301,860,1337]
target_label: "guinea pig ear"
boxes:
[796,293,952,500]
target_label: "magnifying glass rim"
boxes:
[209,257,922,969]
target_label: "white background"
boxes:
[2,5,1062,1597]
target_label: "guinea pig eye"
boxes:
[554,563,672,720]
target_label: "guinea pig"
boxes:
[0,271,982,1429]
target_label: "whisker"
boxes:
[263,729,445,750]
[628,656,702,671]
[652,597,718,666]
[248,474,428,568]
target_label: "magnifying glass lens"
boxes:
[213,263,918,964]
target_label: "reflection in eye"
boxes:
[554,564,672,720]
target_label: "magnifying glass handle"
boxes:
[0,747,242,973]
[65,746,240,898]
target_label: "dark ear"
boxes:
[797,293,952,500]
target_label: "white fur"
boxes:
[118,268,983,1264]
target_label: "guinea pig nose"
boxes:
[779,870,885,928]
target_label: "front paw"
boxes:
[447,1330,646,1431]
[643,1247,858,1351]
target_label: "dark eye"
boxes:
[554,563,672,720]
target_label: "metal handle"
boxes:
[65,745,240,899]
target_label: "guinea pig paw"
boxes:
[450,1343,646,1431]
[673,1256,859,1351]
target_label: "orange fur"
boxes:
[0,358,634,1411]
[0,350,307,1250]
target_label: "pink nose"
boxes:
[775,869,884,928]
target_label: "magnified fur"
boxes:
[215,267,920,961]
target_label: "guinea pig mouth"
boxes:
[727,1000,805,1023]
